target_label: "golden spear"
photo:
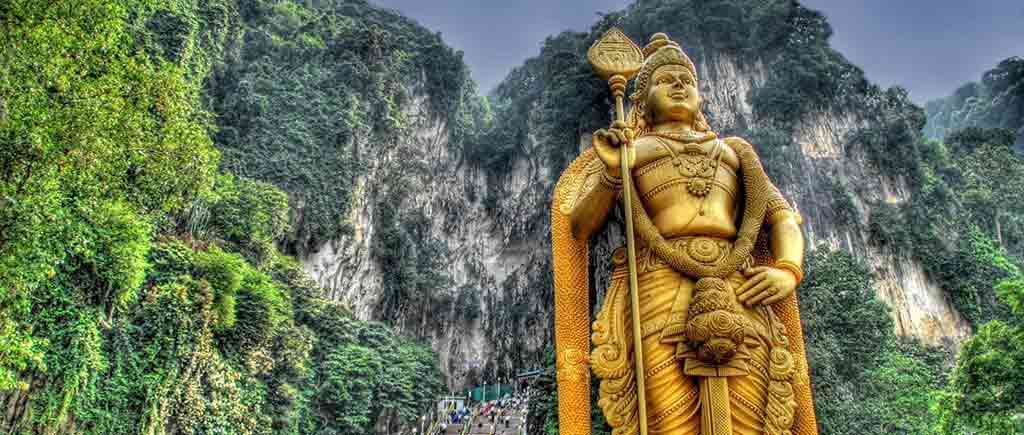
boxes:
[587,27,648,435]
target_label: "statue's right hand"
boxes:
[592,120,631,176]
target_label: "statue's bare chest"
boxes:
[631,137,741,237]
[633,138,739,201]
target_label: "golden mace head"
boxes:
[587,27,643,97]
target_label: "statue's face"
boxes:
[645,64,701,125]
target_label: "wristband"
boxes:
[774,260,804,285]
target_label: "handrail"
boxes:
[459,405,478,435]
[427,401,456,435]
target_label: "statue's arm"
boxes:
[726,135,805,271]
[729,136,806,305]
[569,165,621,240]
[768,205,805,272]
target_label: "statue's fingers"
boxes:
[736,274,767,300]
[735,273,765,295]
[741,281,773,306]
[742,266,768,277]
[734,274,757,295]
[607,130,621,146]
[611,120,629,130]
[613,129,627,145]
[760,290,790,306]
[593,132,616,156]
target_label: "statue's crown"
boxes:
[631,33,698,102]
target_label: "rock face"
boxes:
[302,3,972,390]
[925,56,1024,146]
[303,91,558,389]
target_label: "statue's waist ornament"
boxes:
[612,235,740,275]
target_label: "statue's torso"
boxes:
[632,135,741,239]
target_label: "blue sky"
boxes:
[371,0,1024,103]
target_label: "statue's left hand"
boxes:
[735,266,797,307]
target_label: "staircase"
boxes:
[467,420,494,435]
[494,414,523,435]
[431,394,529,435]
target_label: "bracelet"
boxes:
[774,260,804,285]
[600,169,622,188]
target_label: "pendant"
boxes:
[688,178,711,197]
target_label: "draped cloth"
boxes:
[551,148,818,435]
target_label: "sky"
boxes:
[370,0,1024,103]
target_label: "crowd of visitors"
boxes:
[433,389,530,435]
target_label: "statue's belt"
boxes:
[611,235,750,274]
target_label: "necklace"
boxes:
[644,130,717,144]
[650,137,725,224]
[649,136,723,197]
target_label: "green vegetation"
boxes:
[0,1,443,433]
[372,181,451,325]
[861,125,1023,326]
[799,250,948,434]
[925,57,1024,144]
[211,0,481,252]
[932,237,1024,434]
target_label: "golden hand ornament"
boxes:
[736,266,798,307]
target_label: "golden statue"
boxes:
[551,30,818,435]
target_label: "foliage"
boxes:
[320,344,381,432]
[864,125,1024,325]
[798,249,948,435]
[750,5,871,127]
[193,244,247,327]
[0,1,445,433]
[211,0,478,252]
[934,320,1024,434]
[933,239,1024,434]
[0,0,219,392]
[371,182,452,326]
[925,57,1024,145]
[202,174,291,262]
[296,298,444,435]
[849,88,928,176]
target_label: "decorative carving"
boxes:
[684,278,751,364]
[557,348,591,384]
[587,28,644,82]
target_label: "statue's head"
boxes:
[629,33,710,132]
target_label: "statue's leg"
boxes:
[636,267,700,435]
[725,272,774,435]
[594,256,710,435]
